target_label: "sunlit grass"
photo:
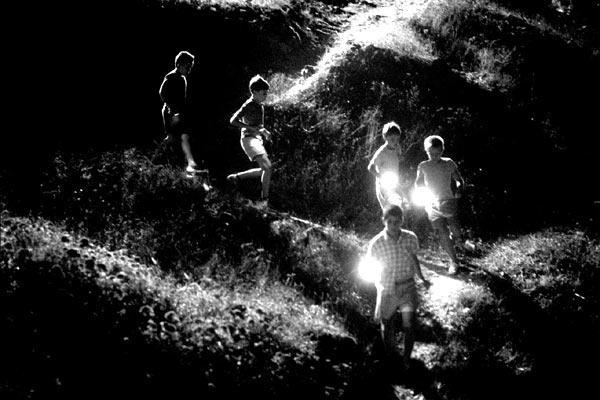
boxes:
[1,216,360,397]
[158,0,292,10]
[422,273,487,330]
[414,0,573,91]
[271,0,434,105]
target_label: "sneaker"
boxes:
[463,240,476,252]
[186,168,208,180]
[448,262,459,275]
[186,164,206,174]
[255,199,269,209]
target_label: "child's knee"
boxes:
[258,157,272,171]
[401,312,415,330]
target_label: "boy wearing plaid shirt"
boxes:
[367,205,431,367]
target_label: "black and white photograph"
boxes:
[2,1,599,399]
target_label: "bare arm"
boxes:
[414,164,424,188]
[367,160,379,177]
[412,254,431,288]
[230,112,260,133]
[367,149,382,177]
[451,162,465,193]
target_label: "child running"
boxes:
[227,75,272,207]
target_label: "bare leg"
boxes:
[433,219,458,265]
[234,168,263,180]
[400,311,416,365]
[181,133,197,168]
[254,155,272,200]
[381,313,401,358]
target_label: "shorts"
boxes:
[162,105,191,136]
[374,280,418,321]
[426,198,458,222]
[241,135,267,161]
[376,183,409,211]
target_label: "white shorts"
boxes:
[374,280,418,321]
[241,136,267,161]
[426,198,459,221]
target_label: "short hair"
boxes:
[382,122,404,141]
[382,205,403,221]
[175,51,195,67]
[424,135,444,150]
[249,75,270,92]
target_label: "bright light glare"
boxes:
[380,171,399,191]
[357,256,383,283]
[411,187,435,207]
[428,277,463,301]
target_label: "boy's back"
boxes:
[159,69,187,112]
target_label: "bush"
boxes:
[413,0,600,228]
[32,149,381,344]
[0,216,367,399]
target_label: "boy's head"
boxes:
[382,122,404,148]
[382,205,403,235]
[175,51,195,75]
[424,135,444,160]
[249,75,270,103]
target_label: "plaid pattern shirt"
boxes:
[367,229,419,291]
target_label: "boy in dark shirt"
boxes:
[228,75,272,207]
[159,50,203,176]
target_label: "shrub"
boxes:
[0,216,367,399]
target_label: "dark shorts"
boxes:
[426,198,459,222]
[162,105,191,136]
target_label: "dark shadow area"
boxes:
[5,0,344,213]
[448,259,599,400]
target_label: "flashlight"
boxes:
[357,256,383,284]
[379,171,399,192]
[411,186,435,208]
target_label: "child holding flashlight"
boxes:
[367,205,431,369]
[368,122,410,211]
[414,135,466,275]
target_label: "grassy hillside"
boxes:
[12,0,599,233]
[3,154,599,399]
[3,1,600,398]
[0,216,365,399]
[261,0,600,234]
[8,0,348,212]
